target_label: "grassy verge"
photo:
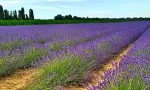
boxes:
[0,20,148,26]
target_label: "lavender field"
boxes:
[0,21,150,90]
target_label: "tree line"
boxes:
[0,4,150,22]
[0,5,34,20]
[54,14,150,21]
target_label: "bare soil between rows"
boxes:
[0,69,38,90]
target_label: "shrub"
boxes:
[18,48,47,68]
[0,56,19,76]
[48,43,62,51]
[28,54,93,90]
[0,40,21,50]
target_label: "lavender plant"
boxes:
[0,22,150,89]
[91,26,150,90]
[28,22,150,89]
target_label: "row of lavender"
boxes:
[0,23,135,76]
[32,22,141,67]
[91,27,150,90]
[0,23,124,57]
[28,22,150,90]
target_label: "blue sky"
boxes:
[0,0,150,19]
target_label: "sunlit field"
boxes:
[0,21,150,90]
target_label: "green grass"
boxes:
[0,20,101,26]
[0,19,148,26]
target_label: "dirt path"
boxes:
[0,69,38,90]
[63,45,131,90]
[88,45,131,87]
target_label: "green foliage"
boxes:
[28,54,93,90]
[0,20,102,26]
[19,48,47,68]
[36,38,47,44]
[48,40,78,52]
[97,42,113,56]
[102,63,150,90]
[0,56,19,76]
[48,40,76,52]
[0,40,21,50]
[105,76,146,90]
[1,19,148,26]
[79,38,88,43]
[0,5,34,20]
[48,43,62,51]
[134,49,150,56]
[0,48,47,76]
[63,40,76,46]
[18,7,25,20]
[0,5,4,19]
[54,14,64,20]
[29,9,34,20]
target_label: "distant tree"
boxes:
[13,10,17,19]
[54,14,64,20]
[4,9,9,20]
[25,14,29,20]
[0,6,34,20]
[21,7,25,19]
[0,5,4,19]
[9,11,13,19]
[29,9,34,20]
[73,16,81,20]
[73,16,78,20]
[18,10,22,19]
[64,14,72,20]
[18,7,25,20]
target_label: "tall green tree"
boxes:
[0,5,4,19]
[18,7,25,20]
[21,7,25,19]
[13,10,17,19]
[9,11,13,19]
[25,14,29,20]
[29,9,34,20]
[18,10,22,19]
[4,9,9,20]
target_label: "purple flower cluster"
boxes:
[91,24,150,90]
[32,22,150,67]
[0,22,150,79]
